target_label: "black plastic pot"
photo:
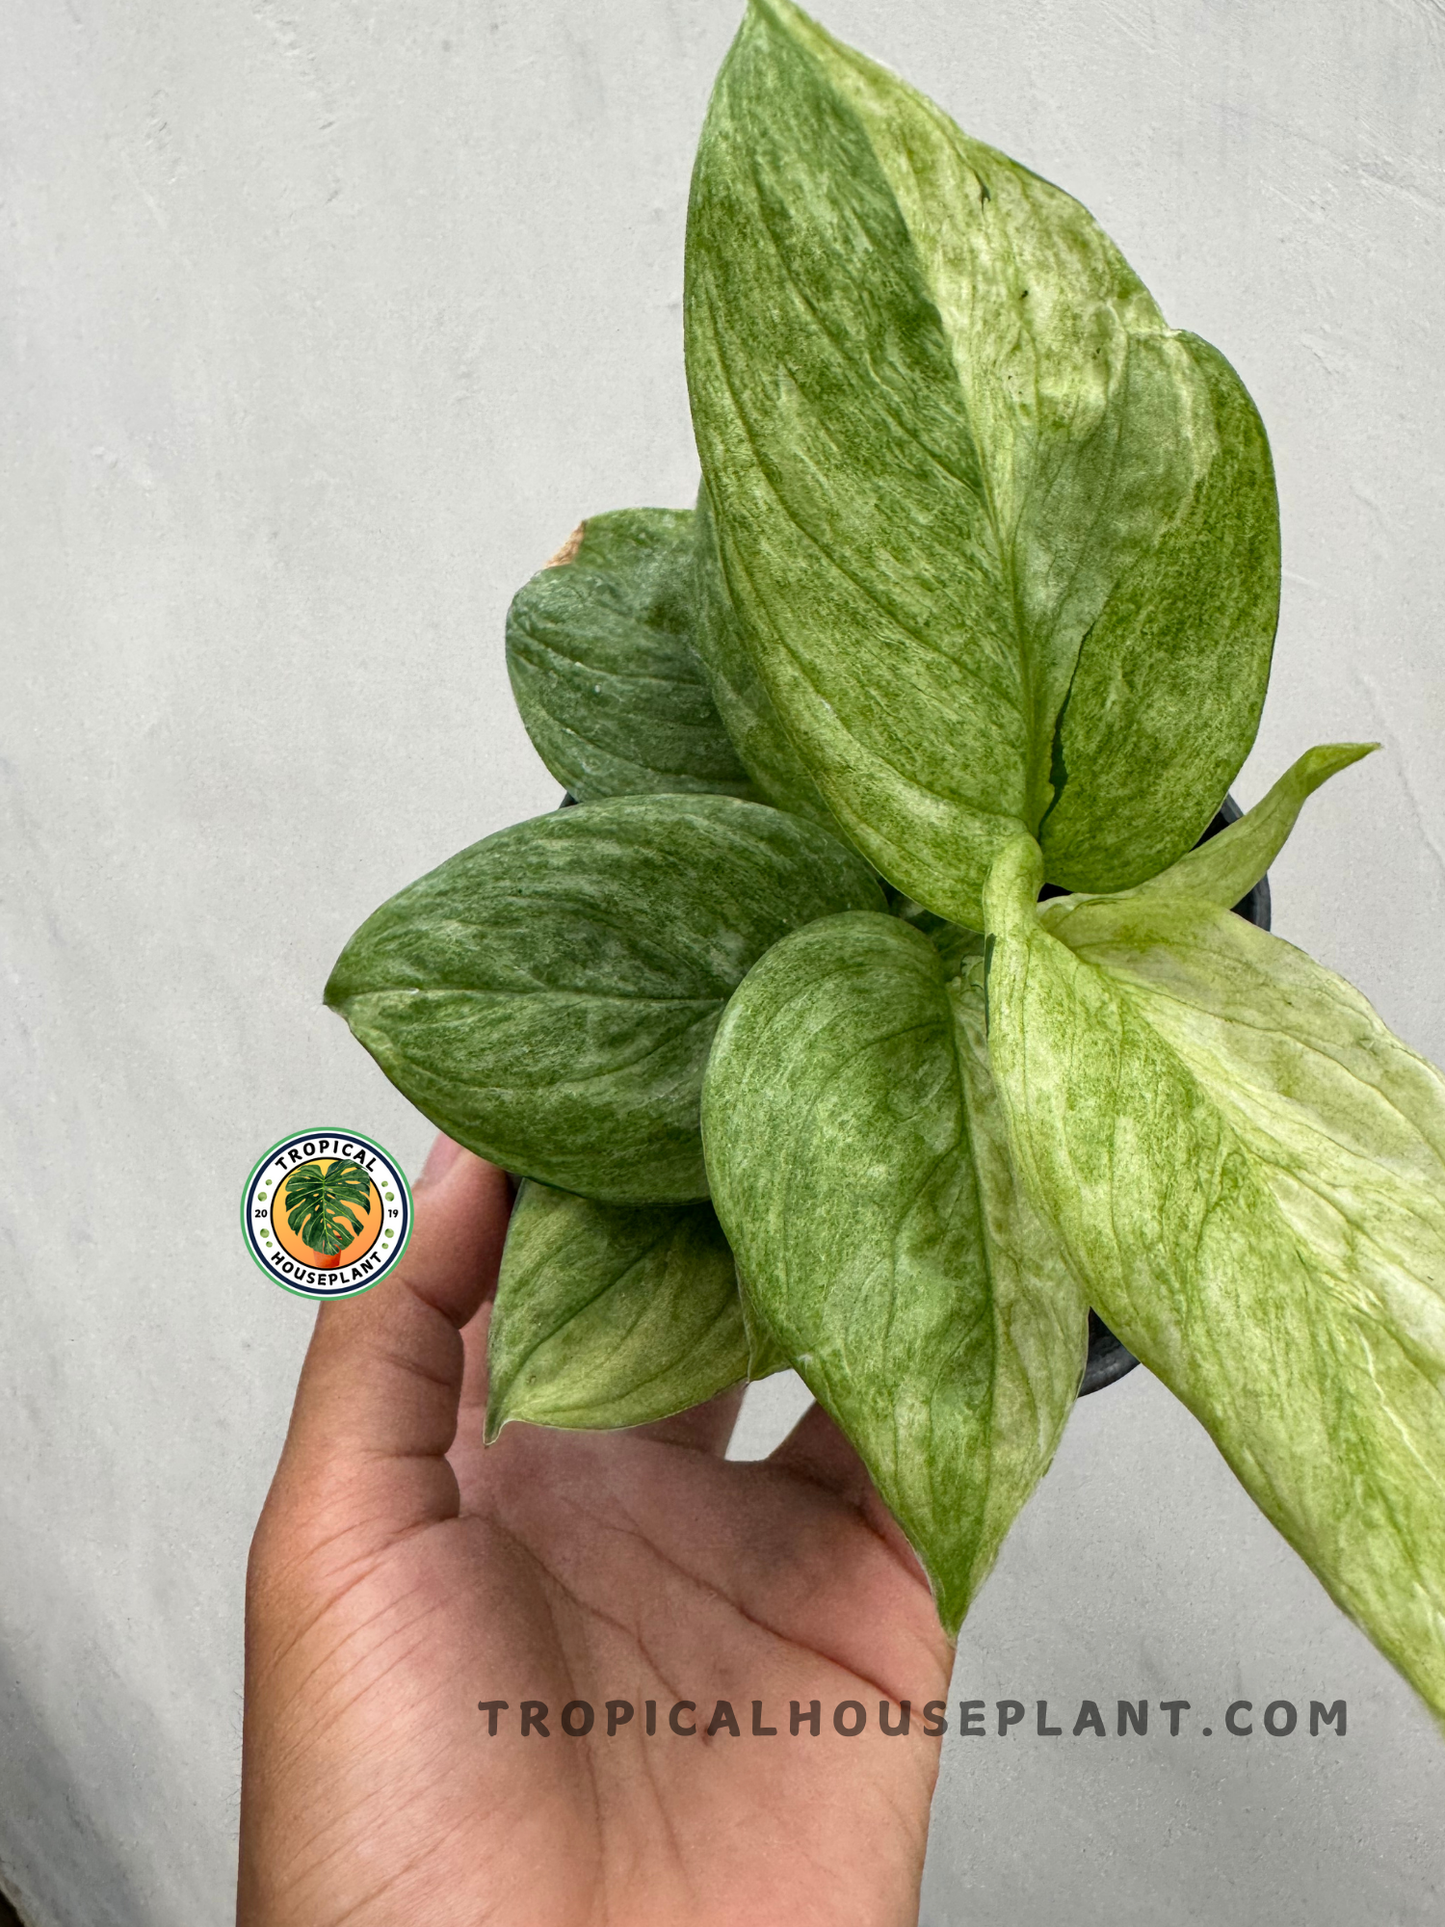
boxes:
[1075,793,1269,1395]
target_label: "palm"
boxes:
[241,1154,951,1927]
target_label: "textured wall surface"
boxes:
[3,1,1444,1922]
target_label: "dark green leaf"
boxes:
[685,0,1278,925]
[505,507,756,803]
[891,897,987,978]
[703,910,1087,1633]
[325,793,885,1203]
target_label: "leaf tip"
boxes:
[1307,739,1379,781]
[931,1576,969,1643]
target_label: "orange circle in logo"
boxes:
[273,1158,386,1270]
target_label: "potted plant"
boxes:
[323,0,1445,1734]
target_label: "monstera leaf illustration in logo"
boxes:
[283,1159,374,1258]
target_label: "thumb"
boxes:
[266,1140,511,1537]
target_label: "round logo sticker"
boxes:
[241,1130,413,1299]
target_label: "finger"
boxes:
[272,1141,511,1527]
[402,1135,510,1326]
[445,1301,494,1516]
[769,1400,930,1580]
[768,1398,867,1495]
[456,1169,515,1422]
[456,1298,494,1422]
[629,1380,747,1456]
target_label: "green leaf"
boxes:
[505,507,756,803]
[685,0,1278,926]
[702,910,1088,1633]
[690,483,837,827]
[1121,742,1376,911]
[486,1181,751,1435]
[325,793,885,1203]
[891,897,987,979]
[282,1159,373,1256]
[739,1293,792,1380]
[984,835,1445,1727]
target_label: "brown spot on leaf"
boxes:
[545,523,585,568]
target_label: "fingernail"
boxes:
[419,1133,463,1188]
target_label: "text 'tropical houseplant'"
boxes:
[324,1,1445,1732]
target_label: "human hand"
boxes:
[238,1137,954,1927]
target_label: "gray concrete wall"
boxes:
[3,1,1443,1921]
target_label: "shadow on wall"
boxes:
[0,1660,152,1927]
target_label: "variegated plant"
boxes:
[326,1,1445,1731]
